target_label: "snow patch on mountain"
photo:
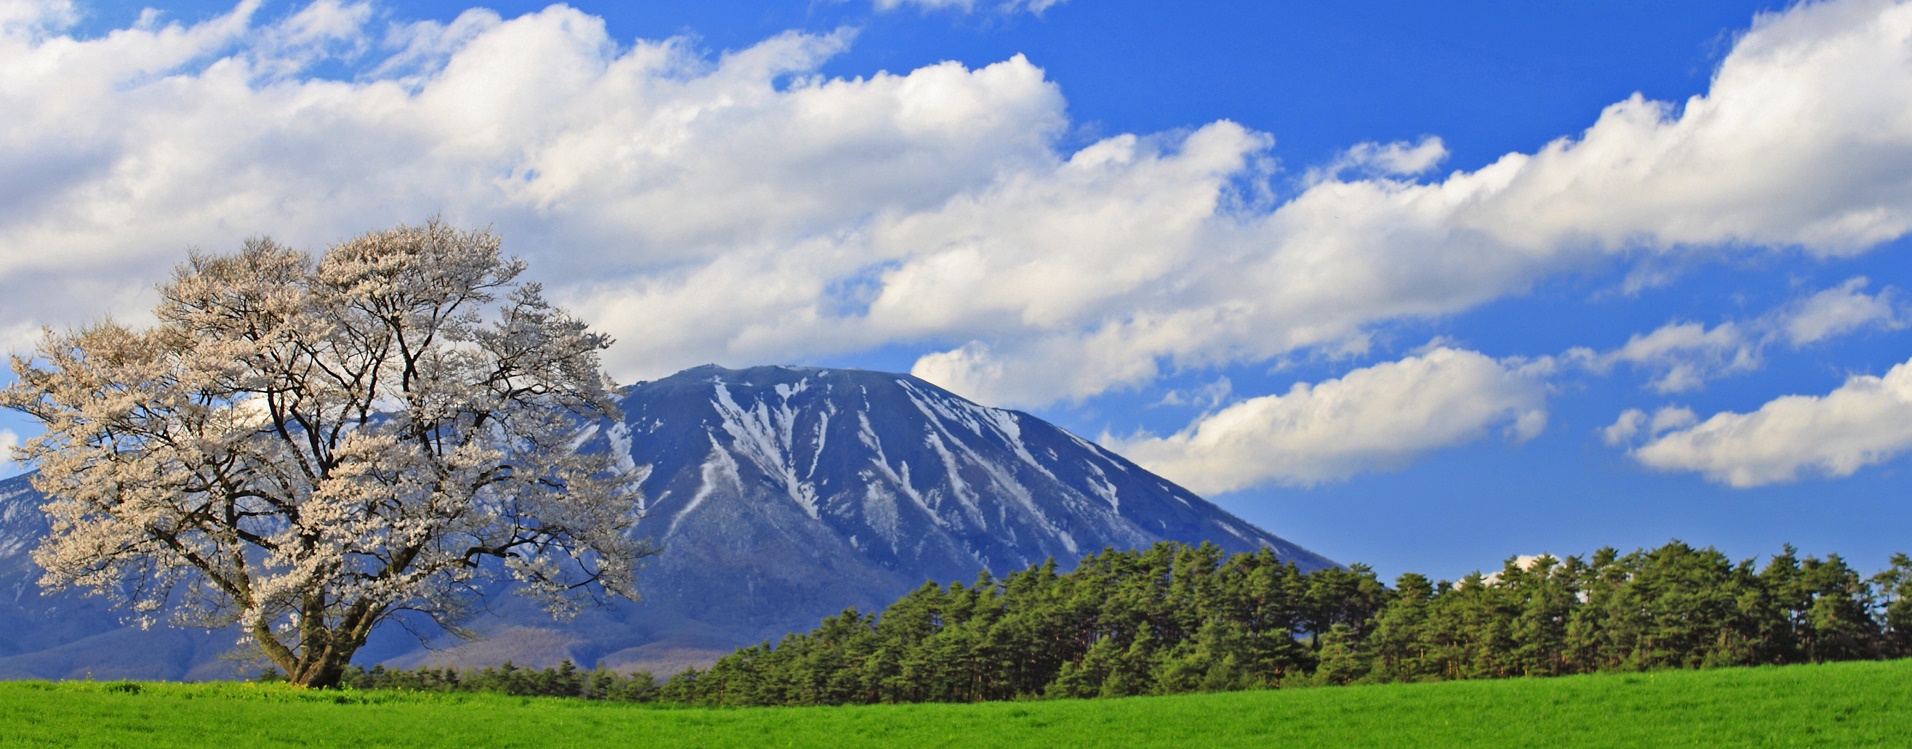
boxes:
[669,434,741,537]
[710,379,820,519]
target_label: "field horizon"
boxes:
[3,657,1907,748]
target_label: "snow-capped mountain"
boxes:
[573,365,1330,660]
[617,364,1323,589]
[0,365,1330,679]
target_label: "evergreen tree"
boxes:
[1367,572,1438,683]
[1873,554,1912,657]
[653,539,1910,707]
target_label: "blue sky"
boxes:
[3,0,1911,582]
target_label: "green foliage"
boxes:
[663,543,1322,705]
[334,660,656,702]
[1875,553,1912,655]
[661,540,1912,706]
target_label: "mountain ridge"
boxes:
[0,364,1330,679]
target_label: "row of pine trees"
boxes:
[654,541,1912,705]
[334,660,659,701]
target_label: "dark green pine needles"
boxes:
[657,541,1912,706]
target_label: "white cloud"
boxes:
[1602,406,1697,446]
[0,0,76,36]
[1571,321,1760,394]
[4,0,1912,409]
[1568,277,1907,394]
[1154,376,1232,409]
[1602,409,1647,446]
[873,0,1066,14]
[0,4,1064,364]
[1457,0,1912,255]
[1109,348,1549,493]
[1652,406,1699,434]
[249,0,371,75]
[1782,277,1908,345]
[910,0,1912,404]
[1313,136,1448,180]
[0,428,18,476]
[1631,356,1912,487]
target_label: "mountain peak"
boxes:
[613,364,1328,572]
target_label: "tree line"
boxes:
[328,660,660,701]
[651,541,1912,705]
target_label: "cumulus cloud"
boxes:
[1630,356,1912,486]
[911,0,1912,404]
[1782,277,1908,345]
[1109,348,1550,493]
[4,0,1912,409]
[1572,321,1761,394]
[1569,277,1907,393]
[0,2,1063,366]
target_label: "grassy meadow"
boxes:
[3,658,1907,748]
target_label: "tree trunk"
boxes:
[278,601,385,687]
[296,656,350,689]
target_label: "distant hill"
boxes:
[0,364,1330,679]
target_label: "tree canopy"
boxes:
[657,540,1912,706]
[1,220,652,687]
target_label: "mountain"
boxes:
[0,475,240,679]
[0,364,1331,679]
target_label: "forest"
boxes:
[333,540,1912,705]
[646,540,1912,705]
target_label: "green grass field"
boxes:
[3,659,1907,748]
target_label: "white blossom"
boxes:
[1,220,651,687]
